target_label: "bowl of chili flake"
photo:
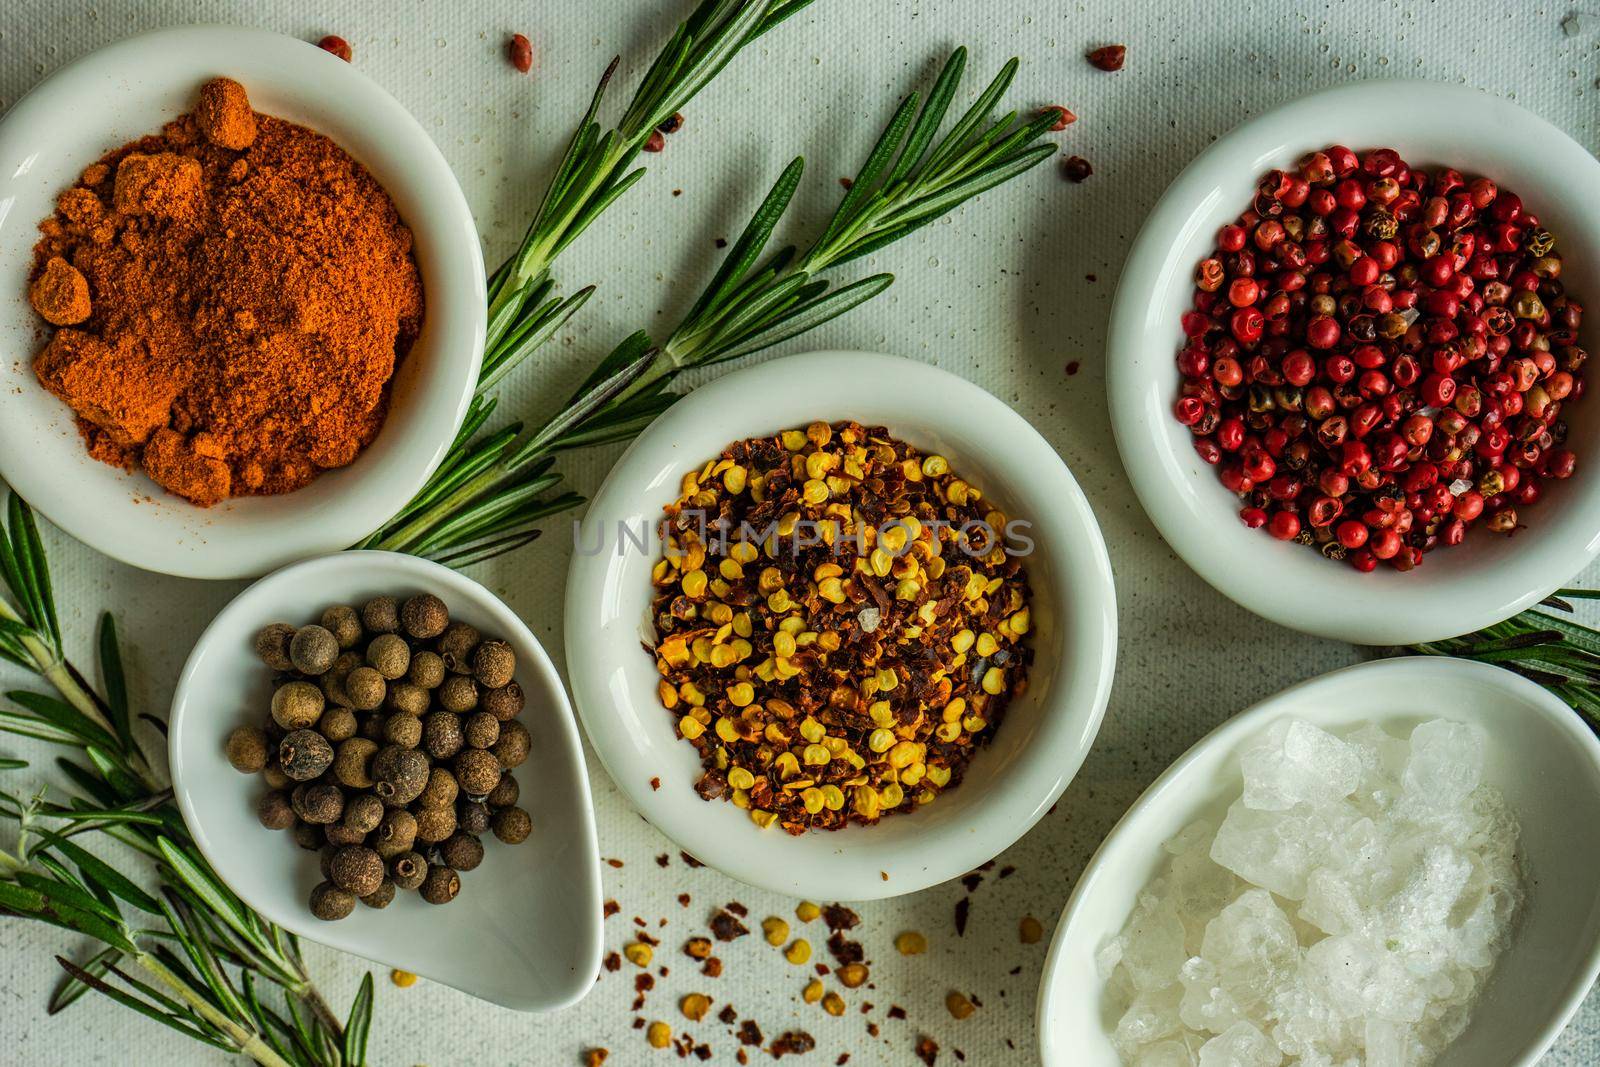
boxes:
[565,351,1117,900]
[1108,81,1600,645]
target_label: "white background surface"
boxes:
[1,1,1597,1064]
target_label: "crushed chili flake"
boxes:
[606,858,625,868]
[821,904,859,931]
[999,864,1016,878]
[604,953,622,972]
[656,853,670,867]
[678,893,692,907]
[604,900,620,918]
[771,1031,817,1058]
[711,910,750,941]
[915,1035,940,1065]
[681,852,705,868]
[719,1004,738,1024]
[738,1019,764,1046]
[826,931,863,966]
[651,776,662,791]
[888,1005,907,1020]
[960,872,982,893]
[648,421,1034,834]
[726,901,749,917]
[703,957,723,978]
[954,898,970,936]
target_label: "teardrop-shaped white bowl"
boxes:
[170,551,601,1011]
[1037,656,1600,1066]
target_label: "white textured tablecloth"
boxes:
[2,0,1598,1063]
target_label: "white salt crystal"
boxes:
[1101,717,1522,1067]
[1240,720,1361,811]
[1197,1021,1282,1067]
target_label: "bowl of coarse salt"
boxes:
[1037,655,1600,1067]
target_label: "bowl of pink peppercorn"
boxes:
[1108,80,1600,645]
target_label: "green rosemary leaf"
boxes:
[550,395,680,451]
[412,475,565,556]
[282,980,325,1065]
[921,54,1017,177]
[681,157,806,329]
[15,497,60,651]
[97,615,133,750]
[31,851,114,914]
[83,745,142,800]
[2,494,47,637]
[36,829,162,915]
[103,960,209,1031]
[6,691,118,751]
[158,893,240,1019]
[53,758,119,806]
[15,869,121,924]
[156,839,263,955]
[755,0,817,36]
[1525,608,1600,657]
[1554,588,1600,601]
[0,878,50,915]
[7,880,138,954]
[0,756,26,770]
[517,335,658,460]
[48,946,120,1015]
[429,529,546,570]
[0,713,78,746]
[54,957,225,1051]
[242,972,306,1067]
[886,49,967,188]
[552,167,649,262]
[818,90,920,249]
[705,273,894,364]
[479,286,596,397]
[343,972,375,1067]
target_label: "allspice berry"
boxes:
[367,633,410,680]
[271,681,324,730]
[345,666,386,711]
[309,881,355,921]
[289,625,339,675]
[419,864,461,905]
[361,595,400,635]
[480,681,524,722]
[408,650,446,690]
[400,594,448,640]
[486,773,519,809]
[257,790,295,830]
[491,805,532,845]
[358,712,388,742]
[423,711,464,761]
[323,821,366,847]
[416,766,459,810]
[492,720,531,770]
[226,725,269,773]
[333,737,378,790]
[464,711,500,750]
[439,833,484,872]
[383,713,423,749]
[319,705,357,744]
[262,760,291,791]
[458,800,490,835]
[320,651,362,706]
[279,729,333,781]
[390,850,428,890]
[344,792,384,834]
[253,623,296,671]
[361,880,396,909]
[320,605,363,650]
[454,749,501,797]
[292,782,344,825]
[438,675,478,713]
[330,845,385,897]
[436,621,480,672]
[472,641,516,690]
[414,804,457,845]
[371,745,429,806]
[386,682,430,718]
[374,809,418,858]
[292,821,323,851]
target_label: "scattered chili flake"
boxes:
[960,872,982,893]
[821,904,859,931]
[711,910,750,941]
[389,969,416,987]
[888,1005,907,1020]
[772,1031,817,1058]
[648,422,1034,833]
[651,776,662,791]
[999,864,1016,878]
[685,938,713,959]
[719,1004,739,1024]
[826,931,863,966]
[659,112,686,134]
[643,130,666,153]
[606,858,625,868]
[673,189,683,197]
[1061,155,1093,183]
[738,1019,764,1045]
[694,1045,712,1061]
[1086,44,1126,71]
[837,1056,851,1066]
[317,35,352,62]
[582,1049,608,1067]
[945,991,975,1019]
[656,853,670,867]
[713,238,728,249]
[839,177,854,190]
[703,957,723,978]
[738,1051,749,1065]
[604,900,620,918]
[866,1023,879,1037]
[1037,105,1076,131]
[915,1035,940,1065]
[1019,915,1044,943]
[726,901,749,917]
[604,952,622,972]
[507,33,533,73]
[681,851,705,868]
[1065,361,1081,376]
[954,897,970,936]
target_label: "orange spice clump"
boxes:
[28,77,422,506]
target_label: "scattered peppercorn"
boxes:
[643,130,666,153]
[1038,105,1076,131]
[1061,155,1093,183]
[316,35,352,62]
[1086,44,1126,71]
[508,33,534,73]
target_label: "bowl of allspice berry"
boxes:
[169,550,602,1012]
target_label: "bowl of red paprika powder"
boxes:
[0,27,485,578]
[1107,81,1600,645]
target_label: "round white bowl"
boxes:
[1107,81,1600,645]
[564,350,1117,900]
[169,551,601,1012]
[1037,656,1600,1066]
[0,27,485,579]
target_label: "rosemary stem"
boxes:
[135,952,293,1067]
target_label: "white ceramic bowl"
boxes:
[169,552,601,1011]
[1108,81,1600,645]
[1037,656,1600,1066]
[564,350,1117,900]
[0,27,485,579]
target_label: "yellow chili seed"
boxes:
[799,717,825,743]
[714,717,739,743]
[624,942,653,967]
[926,764,952,787]
[935,721,961,743]
[880,525,908,553]
[868,701,895,727]
[718,558,744,581]
[767,590,793,613]
[802,479,829,505]
[901,763,926,787]
[894,579,921,601]
[820,784,845,810]
[796,901,821,923]
[868,728,895,753]
[1020,915,1044,944]
[887,741,920,769]
[1009,606,1031,634]
[822,992,846,1016]
[390,969,417,987]
[875,667,898,692]
[723,465,747,493]
[836,963,869,988]
[803,977,824,1003]
[775,752,801,778]
[800,787,825,814]
[750,808,778,829]
[784,939,811,965]
[802,744,831,766]
[679,715,706,740]
[921,454,950,477]
[728,682,755,707]
[781,429,807,451]
[982,667,1005,695]
[951,629,975,653]
[853,785,881,819]
[728,767,756,791]
[647,1020,671,1048]
[731,788,749,809]
[879,782,904,808]
[817,577,846,604]
[762,917,790,946]
[963,715,989,734]
[946,991,975,1019]
[681,993,712,1021]
[681,569,708,598]
[657,679,679,709]
[975,632,999,657]
[710,644,738,669]
[894,931,927,956]
[773,631,796,658]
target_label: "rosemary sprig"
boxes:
[0,496,369,1066]
[1407,588,1600,732]
[370,47,1056,561]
